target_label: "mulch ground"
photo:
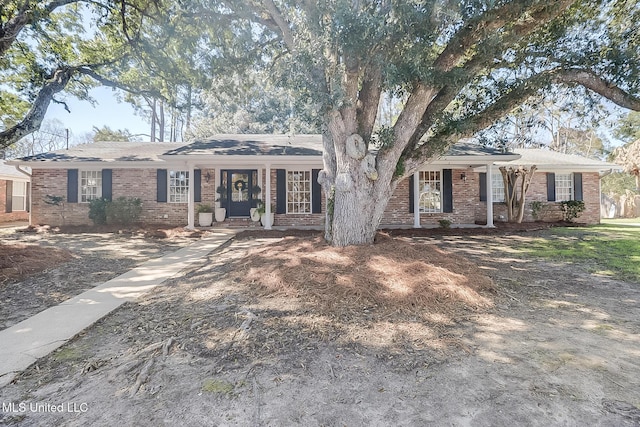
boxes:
[0,243,75,285]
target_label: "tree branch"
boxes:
[434,0,575,72]
[77,66,164,100]
[356,64,382,144]
[557,68,640,111]
[0,67,77,149]
[261,0,295,51]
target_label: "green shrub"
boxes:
[105,197,142,225]
[560,200,585,222]
[88,198,109,225]
[530,201,543,220]
[196,204,213,213]
[438,219,451,229]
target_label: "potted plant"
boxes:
[256,201,274,227]
[197,204,213,227]
[250,199,262,222]
[215,185,227,221]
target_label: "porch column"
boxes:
[486,163,495,228]
[187,164,195,230]
[265,163,272,230]
[413,171,420,228]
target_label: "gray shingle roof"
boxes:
[165,134,323,156]
[497,148,621,171]
[15,141,183,163]
[11,135,517,164]
[0,160,30,180]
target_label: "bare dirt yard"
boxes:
[1,225,639,426]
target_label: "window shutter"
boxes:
[276,169,286,214]
[5,180,12,213]
[194,169,202,203]
[67,169,78,203]
[573,173,583,201]
[479,172,487,202]
[157,169,167,203]
[546,173,556,201]
[443,169,453,213]
[409,175,415,213]
[311,169,322,213]
[102,169,112,201]
[26,182,30,213]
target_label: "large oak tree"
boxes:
[186,0,639,246]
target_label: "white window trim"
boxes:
[168,170,190,204]
[418,169,443,214]
[491,173,506,203]
[555,173,574,202]
[11,181,27,211]
[286,169,312,214]
[79,170,102,203]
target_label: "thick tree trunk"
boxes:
[321,113,392,246]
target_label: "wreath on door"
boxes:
[233,179,247,192]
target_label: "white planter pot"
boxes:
[215,207,226,222]
[250,208,261,222]
[260,213,274,228]
[198,212,213,227]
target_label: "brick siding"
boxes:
[30,167,602,227]
[0,179,29,223]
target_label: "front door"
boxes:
[222,170,258,217]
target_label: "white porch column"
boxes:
[413,171,421,228]
[486,163,495,228]
[265,163,272,230]
[187,164,195,230]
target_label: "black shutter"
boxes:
[5,180,12,213]
[194,169,202,203]
[546,173,556,201]
[67,169,78,203]
[443,169,453,213]
[157,169,167,202]
[311,169,322,213]
[573,173,583,201]
[276,169,286,214]
[102,169,112,201]
[409,175,415,213]
[479,172,487,202]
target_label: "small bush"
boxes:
[88,198,109,225]
[105,197,142,225]
[438,219,451,229]
[530,201,543,220]
[560,200,585,222]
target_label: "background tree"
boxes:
[91,125,137,142]
[2,119,68,159]
[0,0,162,147]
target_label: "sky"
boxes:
[45,87,151,143]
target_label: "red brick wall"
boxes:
[474,171,601,225]
[0,179,29,223]
[382,168,480,226]
[30,167,602,227]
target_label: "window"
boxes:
[11,181,27,211]
[169,170,189,203]
[80,170,102,203]
[555,173,573,201]
[419,171,441,213]
[287,170,311,214]
[491,173,505,203]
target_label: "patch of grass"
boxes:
[202,378,235,395]
[518,224,640,282]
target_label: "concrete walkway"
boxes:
[0,229,237,388]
